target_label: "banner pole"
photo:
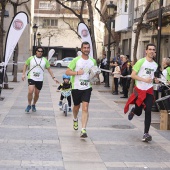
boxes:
[0,62,5,100]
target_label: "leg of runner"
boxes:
[81,102,89,129]
[32,87,40,112]
[25,85,35,112]
[80,102,89,138]
[28,85,35,105]
[73,105,80,119]
[73,105,80,130]
[33,87,40,105]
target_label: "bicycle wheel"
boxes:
[64,103,68,117]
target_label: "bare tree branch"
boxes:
[55,0,84,22]
[133,0,156,63]
[94,0,115,42]
[8,0,30,6]
[62,15,81,38]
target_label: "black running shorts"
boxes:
[72,88,92,106]
[28,79,43,90]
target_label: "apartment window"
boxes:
[61,0,70,7]
[61,0,87,9]
[71,2,79,9]
[67,20,78,28]
[39,1,52,9]
[44,19,58,27]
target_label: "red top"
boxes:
[124,86,154,114]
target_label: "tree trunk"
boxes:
[87,0,97,59]
[12,4,18,82]
[13,44,18,82]
[129,26,142,95]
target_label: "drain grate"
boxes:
[112,125,134,129]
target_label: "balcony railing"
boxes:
[147,5,170,20]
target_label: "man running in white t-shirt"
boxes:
[124,43,159,142]
[66,42,97,138]
[22,47,59,112]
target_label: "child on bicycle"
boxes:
[58,74,72,112]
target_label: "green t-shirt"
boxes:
[26,56,50,81]
[68,56,96,90]
[133,57,158,90]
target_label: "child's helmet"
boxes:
[62,74,70,80]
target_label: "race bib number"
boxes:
[33,72,40,77]
[79,79,89,86]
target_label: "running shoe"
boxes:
[32,105,36,112]
[80,129,88,138]
[59,101,62,106]
[68,107,72,112]
[128,107,135,120]
[73,119,78,130]
[142,133,152,142]
[25,105,31,112]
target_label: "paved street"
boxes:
[0,67,170,170]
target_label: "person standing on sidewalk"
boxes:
[120,55,129,98]
[160,57,170,97]
[66,41,97,138]
[112,61,121,95]
[124,43,158,142]
[100,54,107,83]
[22,46,59,112]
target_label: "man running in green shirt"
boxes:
[66,42,97,138]
[22,47,59,112]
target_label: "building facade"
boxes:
[102,0,170,63]
[34,0,89,60]
[101,0,121,60]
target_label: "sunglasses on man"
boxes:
[37,50,43,53]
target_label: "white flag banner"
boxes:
[4,12,29,67]
[78,22,93,58]
[48,49,55,61]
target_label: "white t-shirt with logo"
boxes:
[68,56,97,90]
[133,58,158,90]
[25,56,50,81]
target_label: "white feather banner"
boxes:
[77,22,93,58]
[48,49,55,61]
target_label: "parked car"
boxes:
[54,57,74,67]
[49,58,57,67]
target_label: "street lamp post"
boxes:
[156,0,163,65]
[37,32,41,46]
[105,1,115,87]
[32,24,38,55]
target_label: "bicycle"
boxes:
[60,90,71,117]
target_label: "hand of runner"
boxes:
[54,78,59,83]
[144,77,152,84]
[78,69,84,75]
[22,75,25,81]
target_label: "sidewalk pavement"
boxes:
[0,68,170,170]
